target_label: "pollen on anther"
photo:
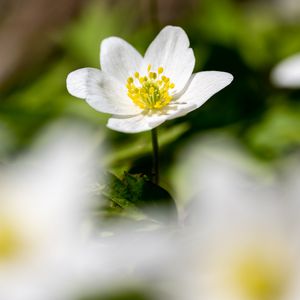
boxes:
[134,72,140,78]
[158,67,164,74]
[150,72,157,79]
[147,64,152,72]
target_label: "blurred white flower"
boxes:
[0,126,105,300]
[271,53,300,88]
[166,138,300,300]
[174,221,299,300]
[67,26,233,133]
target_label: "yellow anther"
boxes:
[158,67,164,74]
[147,64,152,72]
[170,83,175,89]
[127,77,134,83]
[134,72,140,78]
[150,72,157,79]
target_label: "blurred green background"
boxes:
[1,0,300,187]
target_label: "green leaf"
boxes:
[101,172,177,224]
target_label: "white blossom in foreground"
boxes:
[67,26,233,133]
[165,139,300,300]
[0,127,104,300]
[271,53,300,88]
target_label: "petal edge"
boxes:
[144,26,195,93]
[100,37,143,83]
[167,71,233,120]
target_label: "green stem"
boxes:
[151,127,159,185]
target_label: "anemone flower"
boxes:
[0,126,104,300]
[271,53,300,88]
[67,26,233,133]
[163,139,300,300]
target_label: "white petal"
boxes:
[167,71,233,120]
[107,114,168,133]
[144,26,195,93]
[271,53,300,88]
[100,37,143,83]
[165,103,198,120]
[67,68,141,115]
[66,67,99,99]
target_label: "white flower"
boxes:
[0,126,105,300]
[165,139,300,300]
[271,53,300,88]
[67,26,233,133]
[110,138,300,300]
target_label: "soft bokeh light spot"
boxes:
[0,216,24,262]
[234,253,288,300]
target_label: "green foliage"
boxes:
[63,3,126,67]
[247,102,300,159]
[101,172,177,223]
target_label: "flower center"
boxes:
[126,65,175,110]
[0,217,24,262]
[232,251,290,300]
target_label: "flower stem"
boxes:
[151,128,159,185]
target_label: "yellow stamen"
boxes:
[126,66,175,110]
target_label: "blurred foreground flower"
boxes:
[271,53,300,88]
[0,126,104,300]
[126,138,300,300]
[67,26,233,133]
